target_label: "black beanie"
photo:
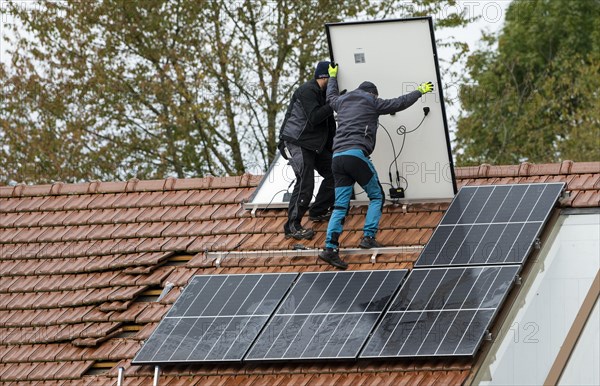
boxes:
[314,61,331,79]
[358,81,378,96]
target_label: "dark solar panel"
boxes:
[132,273,297,364]
[416,183,565,266]
[360,265,519,358]
[245,270,407,361]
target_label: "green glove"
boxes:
[417,81,434,94]
[328,63,338,78]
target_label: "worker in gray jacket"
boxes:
[318,63,433,270]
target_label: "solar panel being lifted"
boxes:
[360,265,519,358]
[246,270,407,361]
[132,273,297,364]
[415,183,565,267]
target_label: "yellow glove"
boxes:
[328,63,338,78]
[417,81,434,94]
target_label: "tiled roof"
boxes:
[0,161,598,385]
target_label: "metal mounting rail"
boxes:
[206,245,423,267]
[242,198,451,216]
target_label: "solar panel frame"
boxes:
[416,183,565,267]
[132,273,298,364]
[360,265,520,358]
[245,270,408,362]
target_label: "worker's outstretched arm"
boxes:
[326,64,341,111]
[375,82,434,115]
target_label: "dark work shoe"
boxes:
[318,248,348,270]
[285,227,315,240]
[359,236,384,249]
[309,211,332,222]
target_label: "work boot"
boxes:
[318,248,348,270]
[359,236,384,249]
[284,226,315,240]
[308,210,332,222]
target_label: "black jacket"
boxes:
[279,79,336,153]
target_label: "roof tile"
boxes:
[570,161,600,174]
[161,236,197,252]
[210,204,246,220]
[61,194,99,211]
[38,195,75,211]
[0,197,22,212]
[111,207,148,224]
[0,212,24,227]
[15,211,48,227]
[185,204,220,221]
[572,189,600,207]
[568,174,599,191]
[13,196,51,212]
[135,207,172,223]
[161,206,196,222]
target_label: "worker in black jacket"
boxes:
[278,61,336,240]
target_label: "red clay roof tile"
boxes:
[16,211,50,227]
[85,193,123,210]
[13,196,52,212]
[572,189,600,207]
[161,206,196,222]
[185,204,220,221]
[568,174,599,190]
[210,204,246,220]
[570,161,600,174]
[0,212,24,227]
[161,221,198,238]
[211,218,246,235]
[160,236,197,252]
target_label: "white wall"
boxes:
[559,298,600,386]
[473,213,600,385]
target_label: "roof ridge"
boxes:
[0,174,262,198]
[2,161,598,198]
[454,160,600,179]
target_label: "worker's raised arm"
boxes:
[326,64,341,111]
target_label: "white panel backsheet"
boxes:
[326,18,456,201]
[249,153,323,206]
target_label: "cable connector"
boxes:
[423,106,430,116]
[389,187,405,199]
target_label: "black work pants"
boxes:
[285,142,334,232]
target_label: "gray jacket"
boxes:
[326,78,422,155]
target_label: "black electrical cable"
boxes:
[378,123,400,187]
[380,112,428,192]
[258,179,295,215]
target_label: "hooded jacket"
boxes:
[279,79,336,153]
[326,77,422,155]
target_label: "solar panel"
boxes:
[245,270,407,361]
[416,183,565,266]
[360,265,519,358]
[132,273,297,364]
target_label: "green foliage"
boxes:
[456,0,600,166]
[1,0,472,184]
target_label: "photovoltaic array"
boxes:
[134,183,564,363]
[360,265,519,358]
[246,270,407,361]
[416,183,565,267]
[132,273,297,364]
[361,182,564,358]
